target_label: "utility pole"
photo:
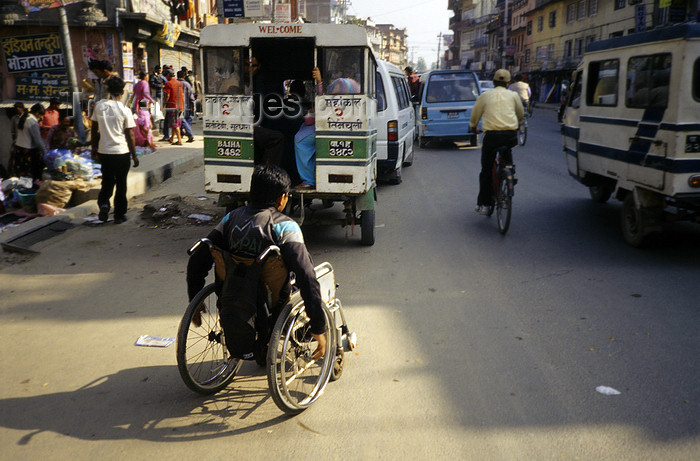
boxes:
[502,0,508,69]
[436,32,442,70]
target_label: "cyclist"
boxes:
[469,68,524,215]
[509,73,531,114]
[186,164,327,359]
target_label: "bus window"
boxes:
[626,53,671,108]
[587,59,618,106]
[204,47,245,95]
[322,48,364,94]
[695,58,700,102]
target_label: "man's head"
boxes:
[163,68,174,80]
[154,65,161,73]
[88,59,113,79]
[106,76,126,97]
[177,70,185,79]
[513,73,523,82]
[404,66,413,76]
[493,68,511,88]
[249,164,291,209]
[49,97,61,109]
[13,101,25,114]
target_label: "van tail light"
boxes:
[689,175,700,188]
[388,121,398,142]
[421,107,427,120]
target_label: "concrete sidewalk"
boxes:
[1,135,204,248]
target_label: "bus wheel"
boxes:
[621,194,651,248]
[589,185,612,203]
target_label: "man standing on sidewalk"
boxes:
[177,70,196,143]
[163,69,184,145]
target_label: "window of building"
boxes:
[586,35,596,49]
[527,21,532,35]
[588,0,597,16]
[626,53,671,108]
[610,31,623,38]
[575,38,584,57]
[537,16,543,32]
[587,59,619,106]
[548,43,555,60]
[565,40,573,59]
[567,3,576,23]
[614,0,625,10]
[525,49,531,63]
[549,11,557,28]
[577,0,586,20]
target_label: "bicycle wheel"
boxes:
[177,283,242,394]
[518,120,527,146]
[267,300,335,415]
[496,172,512,235]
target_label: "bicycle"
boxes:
[486,145,516,234]
[517,99,531,146]
[176,238,356,415]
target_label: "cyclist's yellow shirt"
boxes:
[470,86,524,132]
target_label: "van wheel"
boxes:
[419,136,428,148]
[360,210,375,246]
[470,134,478,147]
[589,185,612,203]
[621,194,651,248]
[388,162,403,185]
[403,143,414,167]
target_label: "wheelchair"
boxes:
[176,238,356,415]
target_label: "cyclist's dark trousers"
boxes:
[478,130,517,207]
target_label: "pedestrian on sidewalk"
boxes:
[177,69,195,142]
[163,68,184,145]
[132,71,155,111]
[133,100,157,149]
[91,76,139,224]
[14,103,47,181]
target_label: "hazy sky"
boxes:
[347,0,453,66]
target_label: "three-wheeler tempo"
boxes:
[199,23,378,245]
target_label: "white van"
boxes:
[376,60,415,184]
[561,23,700,247]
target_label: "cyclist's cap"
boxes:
[493,69,511,83]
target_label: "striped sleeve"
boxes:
[273,219,305,245]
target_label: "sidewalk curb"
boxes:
[1,145,203,246]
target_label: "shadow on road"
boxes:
[0,365,288,445]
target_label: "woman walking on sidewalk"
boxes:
[91,76,140,224]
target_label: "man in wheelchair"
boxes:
[186,164,327,361]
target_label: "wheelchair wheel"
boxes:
[177,283,242,394]
[267,301,335,415]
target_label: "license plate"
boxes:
[687,135,700,153]
[447,112,459,119]
[329,140,353,157]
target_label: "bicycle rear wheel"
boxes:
[177,283,242,394]
[267,300,335,415]
[518,119,527,146]
[496,172,512,235]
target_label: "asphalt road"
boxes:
[1,108,698,459]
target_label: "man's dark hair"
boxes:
[249,164,291,208]
[88,59,113,72]
[106,76,126,96]
[154,65,161,71]
[405,66,413,73]
[177,70,185,79]
[514,73,523,82]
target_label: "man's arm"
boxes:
[514,93,525,123]
[279,241,325,335]
[186,228,225,300]
[470,96,484,131]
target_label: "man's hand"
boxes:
[311,332,327,361]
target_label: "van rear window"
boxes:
[376,73,387,111]
[426,73,478,103]
[586,59,619,106]
[626,53,671,109]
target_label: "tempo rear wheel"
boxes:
[177,283,242,394]
[267,302,335,415]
